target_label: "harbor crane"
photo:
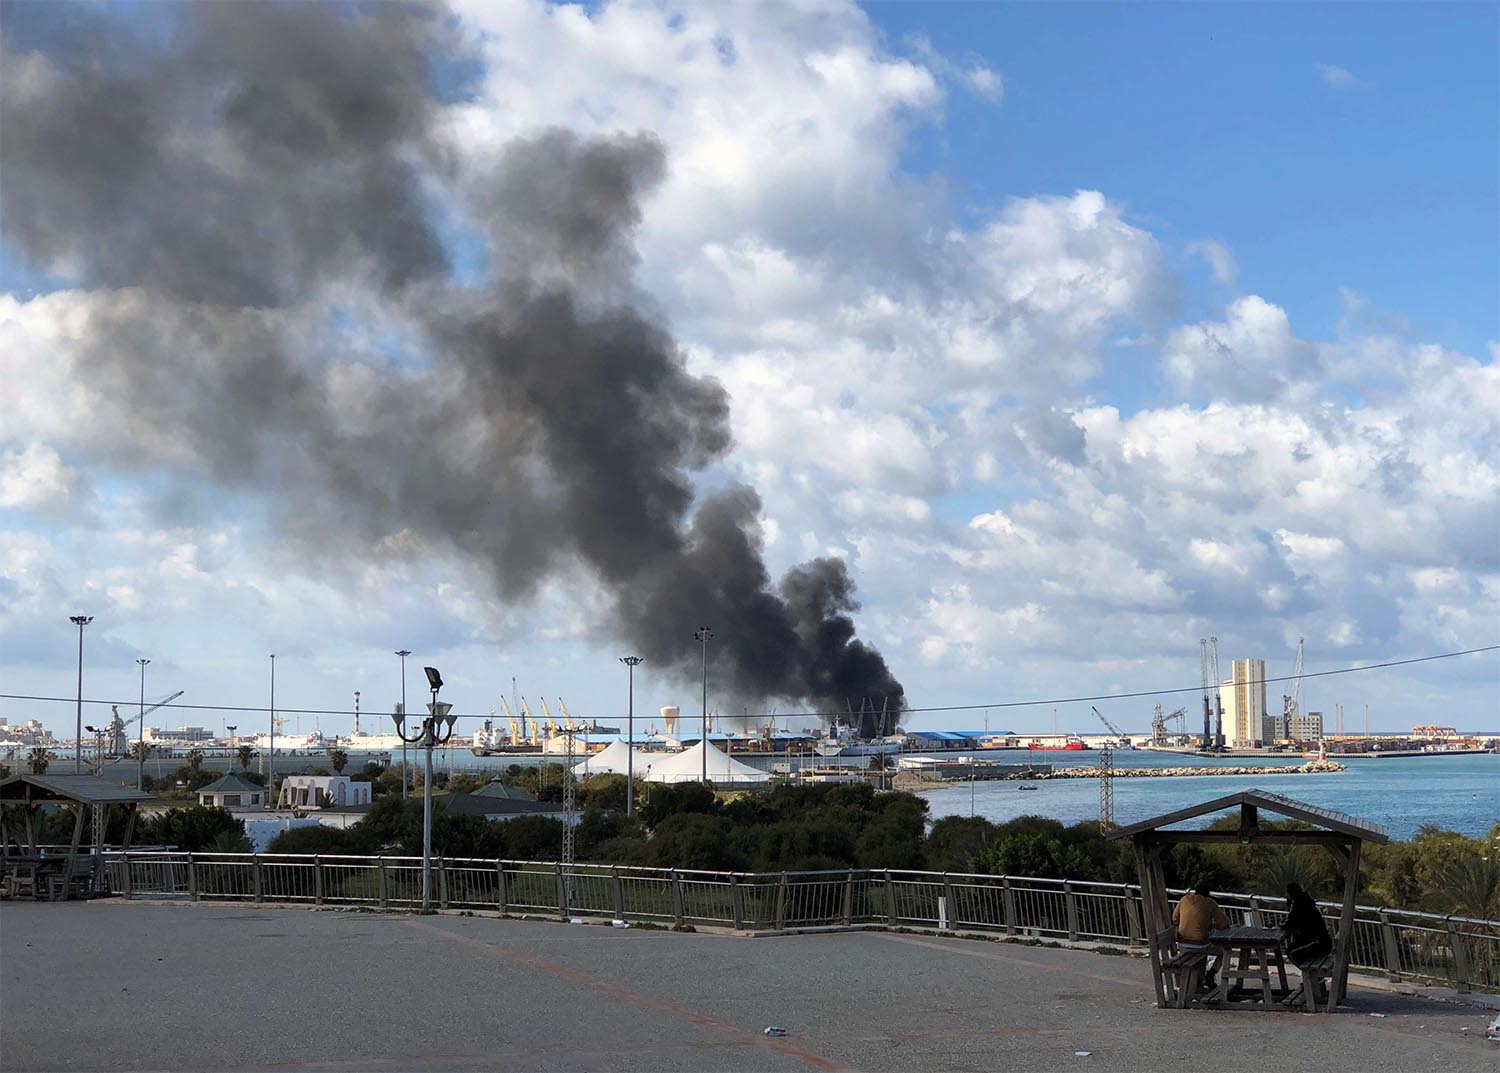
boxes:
[1090,705,1131,748]
[108,691,186,757]
[1198,639,1213,749]
[1210,636,1225,750]
[1281,637,1305,736]
[1150,704,1188,745]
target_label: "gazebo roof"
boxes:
[0,773,157,806]
[197,773,263,795]
[1106,788,1388,844]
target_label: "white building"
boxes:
[276,775,372,811]
[144,726,214,746]
[1290,712,1325,741]
[197,772,267,812]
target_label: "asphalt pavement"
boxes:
[1,900,1493,1072]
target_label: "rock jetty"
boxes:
[1030,758,1346,780]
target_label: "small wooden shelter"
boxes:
[0,773,156,899]
[1107,789,1388,1010]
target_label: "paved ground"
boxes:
[2,901,1494,1072]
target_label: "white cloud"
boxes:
[0,443,82,511]
[1186,238,1237,285]
[1317,63,1366,90]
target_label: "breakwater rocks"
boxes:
[1030,759,1347,780]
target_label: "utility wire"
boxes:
[0,644,1494,724]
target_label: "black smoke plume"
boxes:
[0,1,904,734]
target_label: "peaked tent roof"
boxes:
[471,780,536,801]
[643,740,771,785]
[571,739,653,778]
[1105,788,1388,844]
[0,773,157,806]
[197,773,264,795]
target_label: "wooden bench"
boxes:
[1156,929,1210,1008]
[1294,954,1335,1013]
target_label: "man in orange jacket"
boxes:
[1172,882,1230,990]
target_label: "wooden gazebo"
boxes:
[0,774,156,899]
[1107,789,1388,1011]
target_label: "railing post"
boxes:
[670,869,685,927]
[842,870,855,927]
[121,853,132,899]
[884,870,897,927]
[377,856,388,908]
[314,855,324,906]
[1002,876,1017,936]
[495,860,508,916]
[774,871,788,930]
[438,857,450,910]
[555,862,568,920]
[187,853,198,902]
[612,866,624,919]
[1064,880,1080,942]
[1379,910,1402,981]
[730,874,745,930]
[1124,885,1141,945]
[941,873,955,932]
[1446,919,1471,993]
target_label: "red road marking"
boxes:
[401,917,853,1072]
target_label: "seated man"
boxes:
[1172,882,1229,989]
[1280,882,1333,1005]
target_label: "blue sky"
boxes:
[876,1,1498,360]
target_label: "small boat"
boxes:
[1018,784,1039,791]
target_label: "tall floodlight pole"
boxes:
[619,656,644,815]
[69,615,93,772]
[395,650,412,800]
[269,654,277,803]
[393,667,455,911]
[694,626,713,785]
[136,658,150,790]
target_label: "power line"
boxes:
[0,644,1493,724]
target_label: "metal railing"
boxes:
[101,852,1498,993]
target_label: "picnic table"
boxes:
[1209,924,1289,1006]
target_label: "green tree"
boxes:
[26,746,50,774]
[140,806,246,851]
[237,745,254,772]
[326,747,348,774]
[185,748,204,779]
[267,824,376,855]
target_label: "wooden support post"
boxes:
[1135,839,1167,1009]
[1124,885,1141,945]
[1329,839,1361,1010]
[1379,910,1402,981]
[1447,920,1471,994]
[842,871,855,927]
[65,804,86,902]
[495,860,508,916]
[377,856,388,908]
[1002,876,1017,936]
[1063,880,1080,941]
[1247,895,1265,928]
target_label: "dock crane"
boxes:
[1210,636,1225,750]
[109,691,185,757]
[1280,637,1305,739]
[1090,705,1131,749]
[1151,704,1188,745]
[1198,639,1214,750]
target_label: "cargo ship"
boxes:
[1027,735,1090,751]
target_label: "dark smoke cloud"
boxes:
[0,1,904,732]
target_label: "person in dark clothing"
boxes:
[1280,882,1332,1005]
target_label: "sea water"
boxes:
[920,750,1500,839]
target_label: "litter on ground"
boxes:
[764,1027,788,1037]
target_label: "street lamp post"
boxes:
[395,650,412,800]
[136,658,150,790]
[618,656,644,815]
[70,615,93,773]
[268,654,276,801]
[392,666,456,911]
[694,626,713,785]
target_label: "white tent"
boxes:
[642,739,771,786]
[571,739,653,779]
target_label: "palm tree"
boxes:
[26,746,50,774]
[1441,854,1500,921]
[326,747,349,775]
[185,747,204,778]
[237,744,254,772]
[128,741,153,763]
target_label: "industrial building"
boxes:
[1221,658,1268,746]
